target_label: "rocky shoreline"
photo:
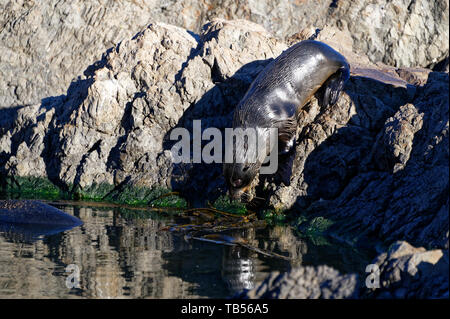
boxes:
[0,1,448,299]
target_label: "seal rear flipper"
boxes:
[321,67,349,107]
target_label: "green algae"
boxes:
[211,195,248,215]
[1,176,69,200]
[261,209,287,225]
[1,175,187,209]
[294,215,334,245]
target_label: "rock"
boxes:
[0,200,82,226]
[291,71,448,250]
[237,241,448,299]
[368,241,449,298]
[327,0,449,68]
[0,19,285,200]
[1,0,448,108]
[236,265,359,299]
[372,103,424,173]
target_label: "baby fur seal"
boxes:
[223,40,350,201]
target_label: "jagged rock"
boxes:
[368,241,449,298]
[372,103,424,173]
[328,0,449,68]
[237,265,359,299]
[1,0,448,108]
[0,19,286,199]
[292,71,449,250]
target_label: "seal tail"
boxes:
[321,66,350,107]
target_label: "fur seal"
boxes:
[223,40,350,201]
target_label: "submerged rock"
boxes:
[0,200,82,226]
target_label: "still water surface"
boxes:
[0,201,372,298]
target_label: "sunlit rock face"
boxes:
[0,19,287,198]
[0,0,448,108]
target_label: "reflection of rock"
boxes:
[239,241,449,299]
[1,1,447,108]
[222,247,258,293]
[1,204,304,298]
[0,237,68,298]
[265,226,307,264]
[221,226,304,294]
[0,204,198,298]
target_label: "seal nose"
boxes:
[232,179,242,188]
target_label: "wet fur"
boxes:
[224,40,350,200]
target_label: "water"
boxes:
[0,200,373,298]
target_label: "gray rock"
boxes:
[1,0,448,108]
[237,241,448,299]
[0,19,286,199]
[237,265,359,299]
[294,71,449,250]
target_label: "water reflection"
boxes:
[0,202,371,298]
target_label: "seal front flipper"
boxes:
[276,146,296,186]
[275,119,297,186]
[277,118,297,154]
[321,67,350,107]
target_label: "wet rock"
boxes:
[237,265,358,299]
[0,200,82,226]
[1,0,448,108]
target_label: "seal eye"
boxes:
[232,179,242,188]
